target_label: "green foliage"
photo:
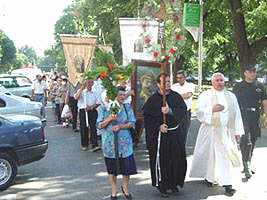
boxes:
[85,48,135,101]
[18,45,38,65]
[0,30,16,73]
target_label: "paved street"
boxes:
[1,108,267,200]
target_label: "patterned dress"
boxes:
[97,103,137,175]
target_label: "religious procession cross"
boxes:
[153,0,170,123]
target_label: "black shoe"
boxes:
[110,195,117,200]
[156,186,169,198]
[204,179,214,187]
[224,186,236,197]
[121,186,132,200]
[171,186,179,195]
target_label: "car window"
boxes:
[0,76,32,88]
[0,77,18,88]
[0,98,6,107]
[15,77,32,87]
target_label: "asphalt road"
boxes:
[1,109,267,200]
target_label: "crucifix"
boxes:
[153,1,170,123]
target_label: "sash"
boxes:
[211,90,240,167]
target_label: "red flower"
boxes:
[165,55,169,60]
[173,18,179,23]
[108,61,114,71]
[146,6,152,12]
[154,52,158,57]
[145,38,151,44]
[170,48,176,54]
[169,0,175,3]
[142,24,147,28]
[99,71,108,80]
[176,34,181,39]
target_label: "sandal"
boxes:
[121,186,132,200]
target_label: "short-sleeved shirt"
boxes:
[77,89,100,109]
[171,81,195,110]
[97,103,136,158]
[32,80,47,94]
[233,80,267,124]
[66,82,80,97]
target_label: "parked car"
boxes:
[0,114,48,190]
[0,74,32,99]
[0,84,12,95]
[0,92,46,126]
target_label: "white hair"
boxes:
[211,72,225,81]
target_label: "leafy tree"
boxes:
[0,30,16,73]
[18,45,38,65]
[14,53,31,69]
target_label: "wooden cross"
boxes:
[153,0,169,123]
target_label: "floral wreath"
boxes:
[85,48,135,113]
[140,0,186,63]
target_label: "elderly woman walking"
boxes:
[97,86,137,200]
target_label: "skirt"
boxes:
[104,154,137,176]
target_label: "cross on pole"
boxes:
[153,0,170,123]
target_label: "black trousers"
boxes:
[69,97,78,129]
[240,123,260,163]
[79,109,99,148]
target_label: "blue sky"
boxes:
[0,0,73,56]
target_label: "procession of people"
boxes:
[33,68,267,199]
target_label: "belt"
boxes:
[242,107,256,112]
[35,93,44,96]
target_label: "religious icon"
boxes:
[74,55,85,73]
[134,39,144,53]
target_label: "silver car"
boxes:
[0,74,32,99]
[0,92,46,126]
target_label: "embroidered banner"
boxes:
[60,34,97,86]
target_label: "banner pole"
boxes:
[198,0,203,94]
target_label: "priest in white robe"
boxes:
[189,72,244,196]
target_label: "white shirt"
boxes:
[77,89,100,109]
[32,80,47,94]
[124,85,132,104]
[171,81,195,110]
[92,78,104,105]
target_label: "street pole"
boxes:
[198,0,203,94]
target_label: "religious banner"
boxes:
[183,3,200,42]
[60,34,97,87]
[119,18,158,66]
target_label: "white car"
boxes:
[0,92,46,126]
[0,74,32,99]
[0,84,12,95]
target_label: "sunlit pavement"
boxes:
[0,109,267,200]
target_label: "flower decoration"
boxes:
[85,48,135,113]
[140,0,186,63]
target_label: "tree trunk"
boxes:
[229,0,267,76]
[228,0,250,75]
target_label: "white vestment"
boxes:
[189,89,244,186]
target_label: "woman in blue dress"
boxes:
[97,87,137,200]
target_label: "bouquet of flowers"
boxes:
[85,48,135,114]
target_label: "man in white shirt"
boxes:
[32,74,47,118]
[74,80,101,152]
[171,70,195,144]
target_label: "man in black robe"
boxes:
[143,73,187,198]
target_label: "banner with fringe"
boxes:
[60,34,97,86]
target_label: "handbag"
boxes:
[122,104,139,144]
